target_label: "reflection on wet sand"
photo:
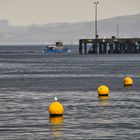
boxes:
[97,96,112,137]
[49,116,64,139]
[98,96,110,104]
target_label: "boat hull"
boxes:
[46,49,68,53]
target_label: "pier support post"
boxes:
[79,40,83,54]
[103,42,107,54]
[84,42,87,54]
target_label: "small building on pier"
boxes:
[79,37,140,54]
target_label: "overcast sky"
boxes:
[0,0,140,25]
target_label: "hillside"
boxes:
[0,13,140,44]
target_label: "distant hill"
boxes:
[0,13,140,44]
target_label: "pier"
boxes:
[79,37,140,54]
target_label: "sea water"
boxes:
[0,45,140,139]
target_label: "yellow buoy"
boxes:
[48,97,64,116]
[123,77,133,86]
[97,85,110,96]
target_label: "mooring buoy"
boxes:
[48,97,64,117]
[97,85,110,96]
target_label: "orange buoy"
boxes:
[123,77,133,86]
[97,85,110,96]
[48,97,64,117]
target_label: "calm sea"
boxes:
[0,45,140,140]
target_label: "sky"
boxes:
[0,0,140,25]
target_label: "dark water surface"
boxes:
[0,45,140,139]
